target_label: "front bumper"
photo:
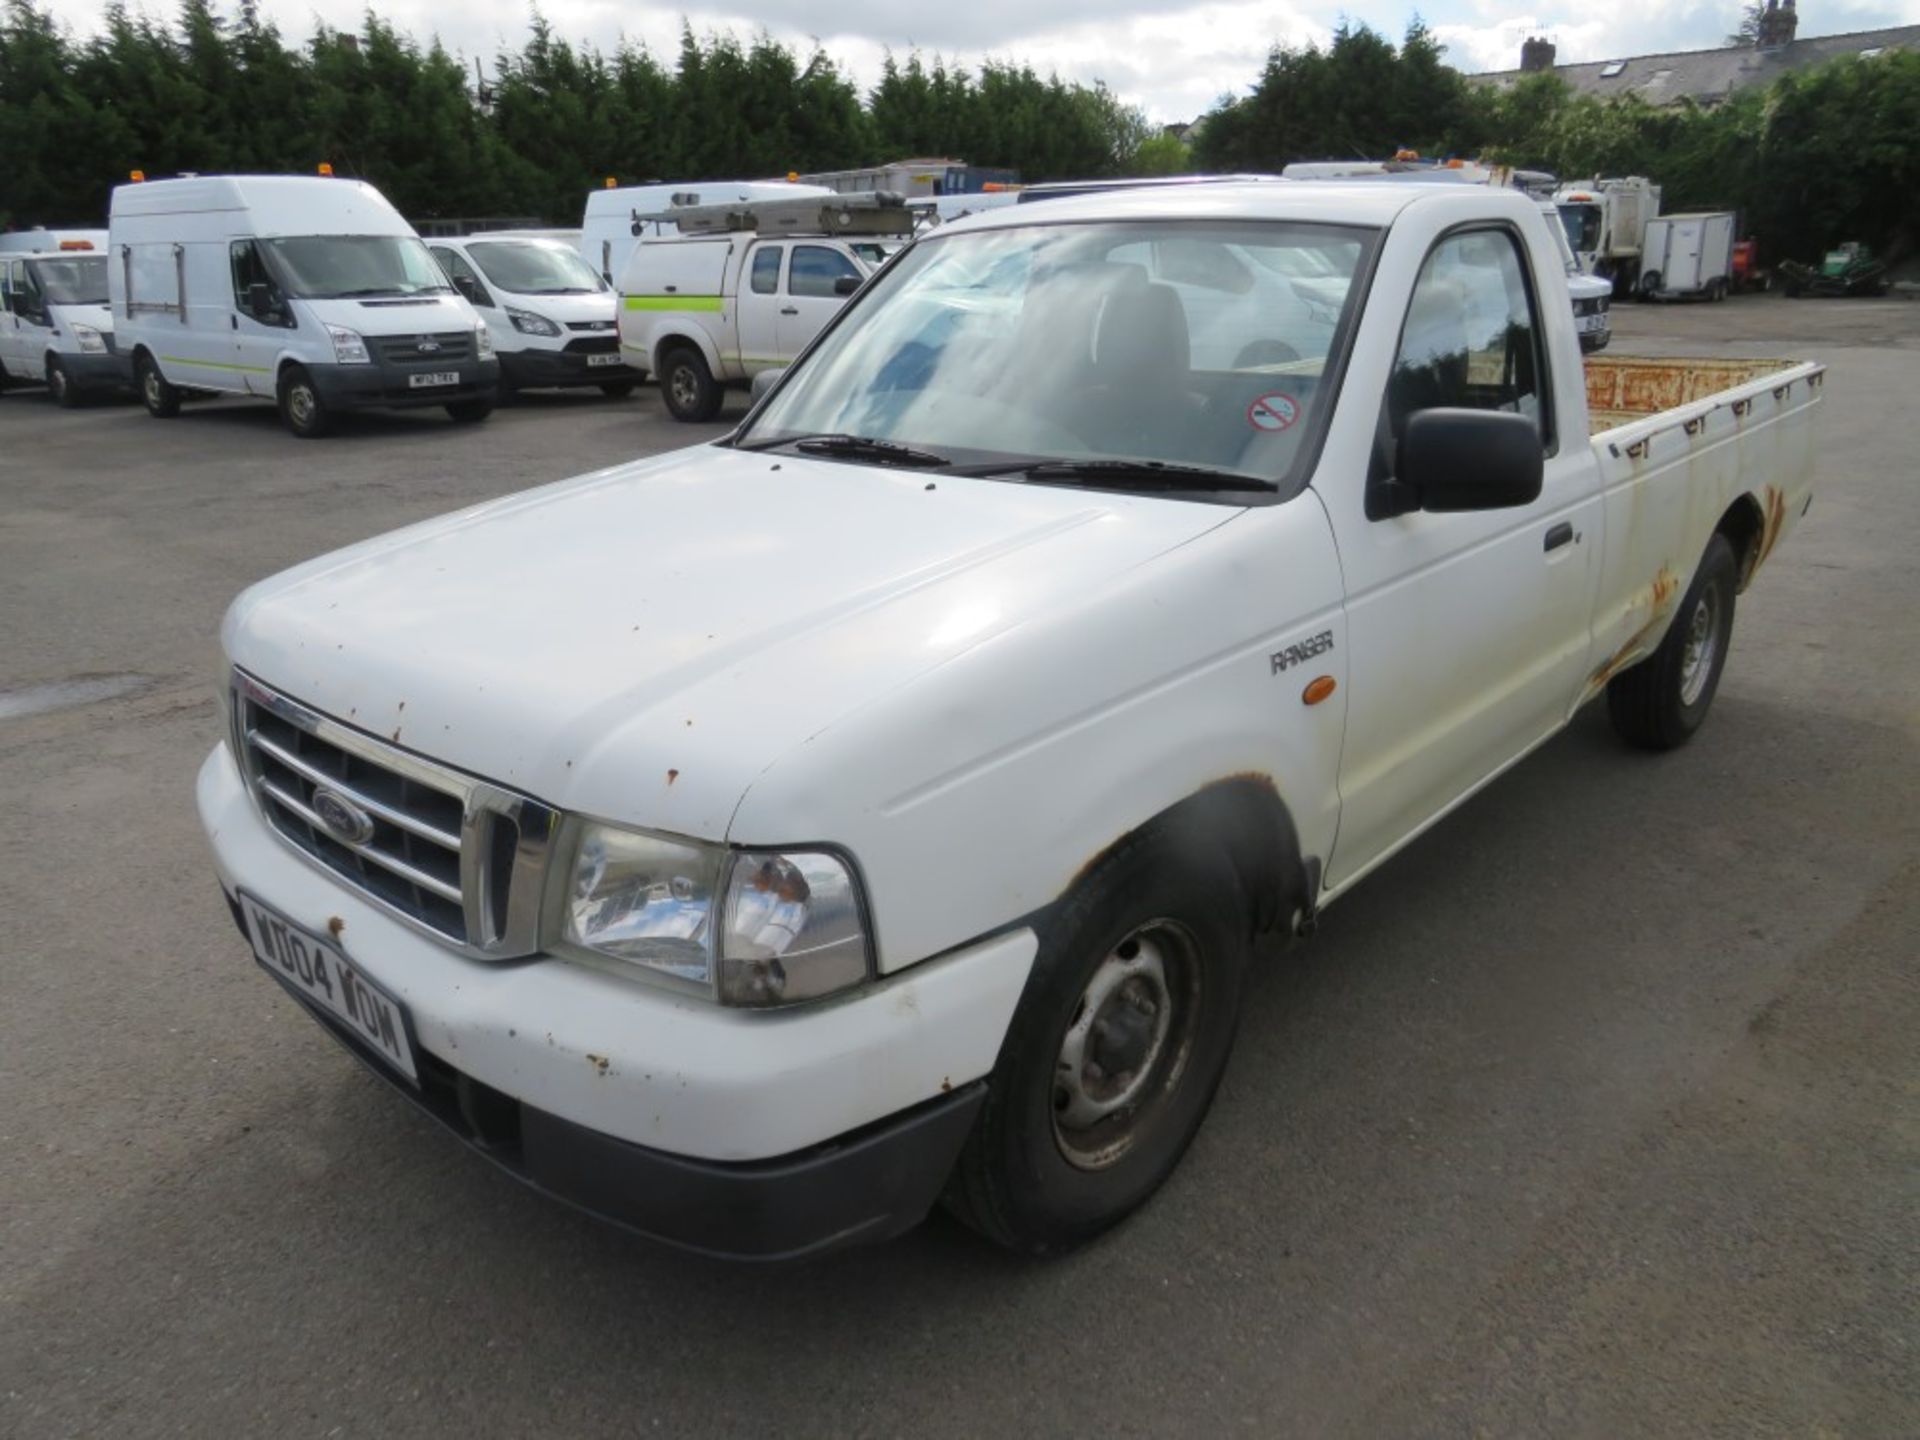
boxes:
[499,344,638,390]
[197,742,1034,1257]
[307,356,500,411]
[60,349,133,393]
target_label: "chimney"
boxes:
[1757,0,1799,49]
[1520,36,1557,73]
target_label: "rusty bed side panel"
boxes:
[1583,356,1800,436]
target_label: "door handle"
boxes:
[780,306,799,316]
[1544,521,1575,552]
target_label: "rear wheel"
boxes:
[277,365,332,438]
[46,357,79,408]
[136,352,180,418]
[445,398,493,425]
[659,345,722,422]
[943,823,1251,1254]
[1607,534,1738,751]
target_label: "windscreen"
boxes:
[30,255,108,305]
[742,219,1375,492]
[262,236,452,299]
[467,240,606,294]
[1558,203,1601,254]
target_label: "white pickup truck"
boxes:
[198,182,1821,1259]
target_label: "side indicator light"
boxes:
[1302,676,1337,706]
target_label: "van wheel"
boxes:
[136,353,180,418]
[46,357,79,408]
[660,346,722,422]
[598,380,636,398]
[278,365,332,438]
[445,399,493,425]
[943,823,1250,1254]
[1607,534,1738,751]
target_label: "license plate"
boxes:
[408,370,460,389]
[586,353,623,368]
[240,892,419,1083]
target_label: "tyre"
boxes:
[943,823,1251,1254]
[136,352,180,418]
[46,357,80,408]
[598,380,637,398]
[659,345,722,422]
[445,399,493,425]
[1607,533,1738,751]
[277,365,332,438]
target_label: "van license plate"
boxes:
[586,353,623,368]
[409,370,460,389]
[240,892,419,1083]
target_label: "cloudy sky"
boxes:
[36,0,1920,120]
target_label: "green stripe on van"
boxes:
[160,355,272,374]
[624,295,724,312]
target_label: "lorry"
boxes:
[198,182,1823,1260]
[1638,212,1736,301]
[111,175,498,438]
[1554,176,1662,292]
[427,232,639,398]
[580,180,833,286]
[0,236,129,404]
[616,192,911,421]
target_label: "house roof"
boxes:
[1473,25,1920,106]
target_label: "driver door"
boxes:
[229,240,291,396]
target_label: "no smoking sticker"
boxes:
[1247,393,1300,433]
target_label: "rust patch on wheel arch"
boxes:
[1587,563,1681,692]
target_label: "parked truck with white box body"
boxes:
[111,175,498,437]
[200,182,1823,1259]
[616,193,908,420]
[0,237,129,403]
[1555,176,1662,292]
[1637,212,1736,302]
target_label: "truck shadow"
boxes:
[9,692,1916,1432]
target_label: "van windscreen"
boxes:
[467,240,605,294]
[262,236,453,299]
[30,255,109,305]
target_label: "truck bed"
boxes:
[1583,355,1801,435]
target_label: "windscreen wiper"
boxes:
[998,458,1277,493]
[740,432,953,468]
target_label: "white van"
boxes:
[110,175,499,437]
[580,180,832,285]
[427,233,637,398]
[0,238,129,405]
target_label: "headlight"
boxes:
[326,324,370,364]
[70,324,107,354]
[475,324,496,358]
[505,307,561,338]
[557,822,871,1006]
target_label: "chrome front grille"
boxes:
[232,671,556,958]
[372,332,475,366]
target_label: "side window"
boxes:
[20,261,44,314]
[789,245,860,299]
[749,245,783,295]
[432,247,490,307]
[230,240,283,319]
[1388,228,1549,446]
[0,260,16,310]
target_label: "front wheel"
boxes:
[136,353,180,418]
[943,824,1250,1254]
[445,399,494,425]
[277,365,332,438]
[46,357,80,408]
[659,345,723,422]
[1607,533,1738,750]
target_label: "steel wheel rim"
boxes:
[1679,586,1720,706]
[669,365,698,412]
[1052,919,1201,1171]
[143,367,162,407]
[288,383,316,429]
[48,366,66,401]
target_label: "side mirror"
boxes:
[749,366,786,402]
[247,281,277,320]
[1373,409,1543,519]
[833,275,861,297]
